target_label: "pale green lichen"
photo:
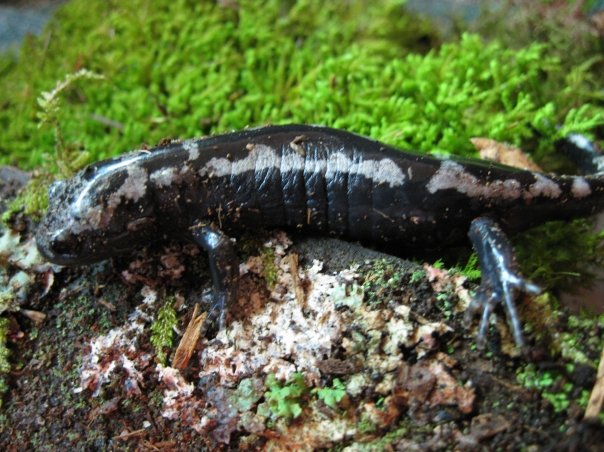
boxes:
[230,377,264,412]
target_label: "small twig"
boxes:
[113,428,147,441]
[20,309,47,326]
[584,342,604,419]
[288,253,306,308]
[89,113,125,131]
[172,304,207,370]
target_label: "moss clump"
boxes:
[1,0,602,171]
[0,0,439,169]
[260,372,309,420]
[1,174,51,225]
[260,246,279,290]
[0,317,10,408]
[313,378,346,409]
[149,296,177,365]
[514,219,604,290]
[452,253,481,282]
[36,69,104,177]
[517,310,604,416]
[361,259,406,306]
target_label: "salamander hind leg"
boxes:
[190,224,239,331]
[466,217,541,350]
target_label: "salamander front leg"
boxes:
[190,224,239,330]
[466,217,541,350]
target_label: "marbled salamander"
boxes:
[35,125,604,350]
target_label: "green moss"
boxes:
[517,311,604,414]
[1,0,602,171]
[0,317,10,408]
[453,253,481,282]
[516,364,574,413]
[36,69,104,177]
[0,0,436,169]
[260,372,308,420]
[1,174,51,225]
[357,414,378,434]
[475,1,604,108]
[313,378,346,409]
[260,246,279,290]
[514,220,604,291]
[149,296,177,365]
[361,259,405,306]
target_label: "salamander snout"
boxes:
[48,230,81,257]
[36,227,83,265]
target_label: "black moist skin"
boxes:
[35,124,604,349]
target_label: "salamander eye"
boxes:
[49,231,81,256]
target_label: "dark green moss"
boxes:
[361,259,406,306]
[514,219,604,291]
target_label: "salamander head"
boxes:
[36,155,157,265]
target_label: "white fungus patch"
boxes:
[199,145,406,187]
[427,160,522,200]
[197,231,452,393]
[75,286,157,396]
[571,177,592,198]
[1,229,54,311]
[156,365,206,432]
[199,251,345,386]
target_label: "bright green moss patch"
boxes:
[1,0,602,171]
[0,0,439,168]
[313,378,346,409]
[259,372,309,420]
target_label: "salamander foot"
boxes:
[466,217,541,350]
[190,224,239,332]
